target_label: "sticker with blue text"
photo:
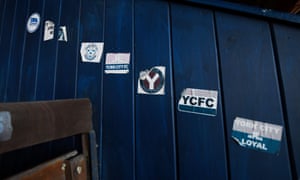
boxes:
[178,88,218,116]
[232,117,283,154]
[105,53,130,74]
[27,13,40,33]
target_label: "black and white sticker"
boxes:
[43,20,55,41]
[178,88,218,116]
[137,66,165,95]
[58,26,68,42]
[80,42,104,63]
[105,53,130,74]
[27,13,40,33]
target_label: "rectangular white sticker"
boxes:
[80,42,104,63]
[105,53,130,74]
[232,117,283,154]
[137,66,165,95]
[43,20,55,41]
[178,88,218,116]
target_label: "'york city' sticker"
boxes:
[105,53,130,74]
[27,13,40,33]
[178,88,218,116]
[232,117,283,154]
[137,66,165,95]
[43,20,55,41]
[80,42,104,63]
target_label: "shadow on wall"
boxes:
[225,0,300,14]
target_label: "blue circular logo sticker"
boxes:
[84,44,98,61]
[27,13,40,33]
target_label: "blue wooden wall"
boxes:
[0,0,299,179]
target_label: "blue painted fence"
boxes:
[0,0,299,179]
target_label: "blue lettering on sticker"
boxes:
[30,18,38,25]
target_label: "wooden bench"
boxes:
[0,99,98,180]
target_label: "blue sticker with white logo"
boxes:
[178,88,218,116]
[80,42,104,63]
[232,117,283,154]
[27,13,40,33]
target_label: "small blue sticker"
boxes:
[232,117,283,154]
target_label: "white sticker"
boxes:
[232,117,283,154]
[27,13,40,33]
[58,26,68,42]
[43,20,55,41]
[80,42,104,63]
[178,88,218,116]
[105,53,130,74]
[137,66,165,95]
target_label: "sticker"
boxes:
[27,13,40,33]
[105,53,130,74]
[43,20,55,41]
[178,88,218,116]
[58,26,68,42]
[80,42,104,63]
[232,117,283,154]
[137,66,165,95]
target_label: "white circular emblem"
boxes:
[27,13,40,33]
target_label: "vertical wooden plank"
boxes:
[0,0,6,42]
[102,0,134,179]
[171,4,228,179]
[51,0,82,164]
[0,0,17,102]
[0,1,19,178]
[5,0,29,102]
[273,24,300,179]
[35,0,61,100]
[19,0,45,101]
[77,0,104,177]
[215,12,292,179]
[54,0,80,99]
[135,1,176,179]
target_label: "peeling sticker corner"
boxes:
[231,117,283,154]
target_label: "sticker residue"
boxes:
[178,88,218,116]
[80,42,104,63]
[232,117,283,154]
[105,53,130,74]
[137,66,165,95]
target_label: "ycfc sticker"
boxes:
[27,13,40,33]
[80,42,104,63]
[105,53,130,74]
[43,20,55,41]
[232,117,283,154]
[178,88,218,116]
[137,66,165,95]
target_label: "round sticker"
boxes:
[139,67,165,93]
[27,13,40,33]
